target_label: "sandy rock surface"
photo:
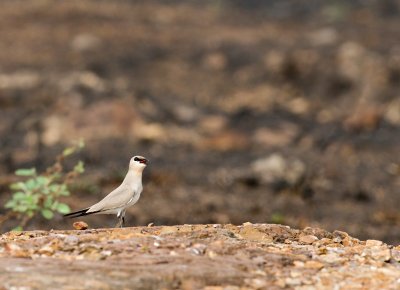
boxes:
[1,224,400,289]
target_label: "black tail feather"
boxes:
[64,208,93,218]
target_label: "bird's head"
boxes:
[129,155,148,171]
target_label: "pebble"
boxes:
[73,221,89,230]
[366,240,383,247]
[390,247,400,262]
[251,153,306,186]
[299,235,319,245]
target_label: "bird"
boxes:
[64,155,148,228]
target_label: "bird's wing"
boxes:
[87,185,133,213]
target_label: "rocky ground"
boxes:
[0,1,399,244]
[1,223,400,289]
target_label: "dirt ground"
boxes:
[1,224,400,289]
[0,1,400,243]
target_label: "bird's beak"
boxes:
[140,158,148,165]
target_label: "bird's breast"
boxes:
[125,183,142,207]
[130,183,142,194]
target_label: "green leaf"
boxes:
[58,184,70,196]
[4,200,16,209]
[12,226,23,232]
[31,194,40,203]
[25,179,37,191]
[36,176,49,186]
[12,192,26,200]
[51,201,59,210]
[15,204,28,212]
[28,204,39,211]
[44,196,53,208]
[56,203,70,214]
[49,172,61,181]
[49,184,60,192]
[73,161,85,174]
[22,194,34,204]
[15,168,36,176]
[10,182,27,192]
[10,183,21,190]
[62,147,75,157]
[41,209,54,219]
[41,187,50,195]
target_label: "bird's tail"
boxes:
[64,208,98,218]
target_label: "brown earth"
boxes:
[0,1,399,244]
[1,224,400,289]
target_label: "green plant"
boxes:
[0,140,85,230]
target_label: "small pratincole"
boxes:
[65,156,148,228]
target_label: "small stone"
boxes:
[207,250,217,259]
[253,123,298,147]
[316,238,333,246]
[198,115,228,134]
[73,221,89,230]
[203,52,227,71]
[384,99,400,125]
[71,33,101,51]
[38,244,55,256]
[366,240,383,247]
[42,115,63,146]
[275,279,286,288]
[362,244,391,262]
[386,163,400,175]
[304,261,324,270]
[251,154,306,186]
[172,105,199,123]
[64,235,79,245]
[4,243,29,258]
[333,230,350,240]
[245,278,267,289]
[338,41,366,81]
[132,122,167,142]
[343,106,382,132]
[169,250,178,256]
[0,71,41,90]
[299,235,319,245]
[286,98,311,115]
[390,247,400,262]
[186,243,207,255]
[285,277,302,286]
[308,27,338,46]
[293,261,305,267]
[290,270,302,278]
[199,131,249,151]
[317,253,346,264]
[159,226,178,235]
[100,250,112,257]
[341,238,351,247]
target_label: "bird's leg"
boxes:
[121,209,126,228]
[115,210,126,228]
[115,216,123,228]
[115,210,123,228]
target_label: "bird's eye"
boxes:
[134,157,139,161]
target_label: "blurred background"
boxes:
[0,0,399,243]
